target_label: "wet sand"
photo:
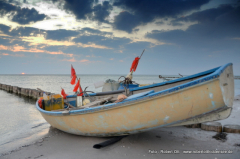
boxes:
[1,96,240,159]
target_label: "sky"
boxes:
[0,0,239,75]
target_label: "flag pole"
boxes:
[78,78,81,96]
[139,49,145,59]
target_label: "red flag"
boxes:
[61,88,68,99]
[130,57,140,72]
[78,86,83,96]
[73,79,80,92]
[38,98,43,108]
[70,74,76,85]
[71,65,76,78]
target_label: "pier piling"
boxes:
[0,83,51,100]
[2,84,6,90]
[12,86,19,94]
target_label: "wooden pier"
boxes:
[0,83,52,99]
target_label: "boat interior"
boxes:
[39,66,220,112]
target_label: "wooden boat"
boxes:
[36,63,234,136]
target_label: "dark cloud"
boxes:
[155,21,164,25]
[174,4,234,24]
[169,21,183,26]
[0,24,45,37]
[0,1,16,16]
[0,0,47,24]
[11,8,46,24]
[0,23,80,42]
[146,5,240,50]
[74,35,131,48]
[0,24,36,46]
[63,0,112,23]
[113,0,210,32]
[80,27,112,35]
[182,5,240,38]
[73,35,105,44]
[92,1,113,23]
[0,23,114,45]
[113,11,141,33]
[0,24,11,34]
[133,28,139,32]
[45,29,79,41]
[63,0,94,19]
[10,27,44,36]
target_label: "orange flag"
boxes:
[71,65,76,78]
[70,74,76,85]
[61,88,68,99]
[130,57,140,72]
[78,85,83,96]
[73,79,80,92]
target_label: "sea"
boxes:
[0,74,240,154]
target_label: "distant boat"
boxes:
[36,63,234,136]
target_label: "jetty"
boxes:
[0,83,52,99]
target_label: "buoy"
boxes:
[83,98,90,106]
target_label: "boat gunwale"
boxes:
[36,63,232,116]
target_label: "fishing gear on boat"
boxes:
[118,49,145,88]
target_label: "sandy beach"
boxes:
[0,95,239,159]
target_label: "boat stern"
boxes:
[218,64,234,108]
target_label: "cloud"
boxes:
[11,8,46,25]
[0,24,113,49]
[113,11,141,33]
[0,24,45,38]
[110,58,114,60]
[0,36,12,46]
[45,29,79,41]
[73,35,105,44]
[113,0,210,32]
[92,1,113,23]
[145,5,240,51]
[62,58,91,63]
[63,0,94,19]
[1,52,25,57]
[62,58,77,62]
[80,27,112,35]
[62,0,112,23]
[173,4,234,24]
[0,44,73,56]
[74,35,131,49]
[80,59,89,62]
[0,0,47,24]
